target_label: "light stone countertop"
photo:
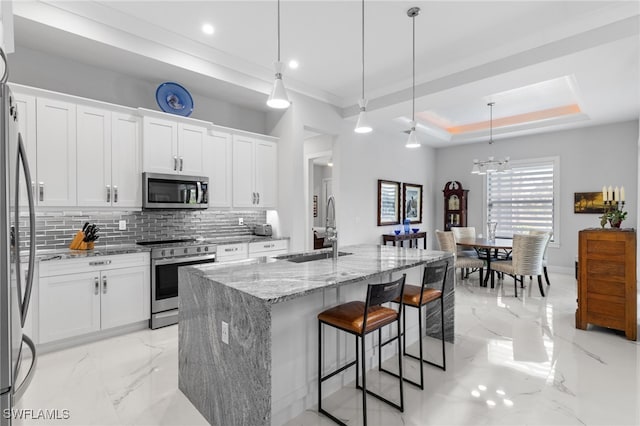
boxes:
[183,244,452,304]
[34,235,289,262]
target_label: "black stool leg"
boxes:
[417,305,424,389]
[440,297,446,371]
[318,321,322,414]
[361,334,367,426]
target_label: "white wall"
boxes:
[7,45,268,134]
[268,92,437,251]
[435,120,639,270]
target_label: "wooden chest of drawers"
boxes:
[576,228,637,340]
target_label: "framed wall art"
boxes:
[403,183,423,224]
[377,180,401,226]
[574,191,605,214]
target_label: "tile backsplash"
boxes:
[22,209,267,249]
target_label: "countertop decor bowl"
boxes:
[394,230,401,235]
[412,228,419,233]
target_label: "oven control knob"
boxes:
[184,248,188,254]
[170,249,174,255]
[161,250,166,257]
[197,247,201,252]
[204,247,209,252]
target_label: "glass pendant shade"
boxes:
[267,62,290,109]
[354,99,372,133]
[405,121,420,148]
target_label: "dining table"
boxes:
[456,237,513,288]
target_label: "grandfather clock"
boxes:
[443,181,468,230]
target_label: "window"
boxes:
[485,157,558,242]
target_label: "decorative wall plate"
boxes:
[156,82,194,116]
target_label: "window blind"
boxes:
[487,161,555,238]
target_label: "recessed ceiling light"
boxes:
[288,60,299,69]
[202,23,215,35]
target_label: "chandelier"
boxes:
[471,102,510,175]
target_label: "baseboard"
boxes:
[36,321,149,354]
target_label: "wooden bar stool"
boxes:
[384,262,448,389]
[318,275,406,426]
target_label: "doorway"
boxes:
[303,129,334,250]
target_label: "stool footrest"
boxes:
[405,352,445,370]
[320,360,357,383]
[354,384,404,412]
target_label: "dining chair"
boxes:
[528,230,552,285]
[450,226,477,258]
[491,233,549,297]
[435,230,484,283]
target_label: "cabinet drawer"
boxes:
[216,243,249,261]
[249,239,288,255]
[39,252,150,277]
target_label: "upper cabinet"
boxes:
[13,92,36,207]
[232,135,277,208]
[36,97,77,207]
[205,130,232,208]
[142,115,206,176]
[77,106,141,207]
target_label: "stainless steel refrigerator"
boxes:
[0,49,37,426]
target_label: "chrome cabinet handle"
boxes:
[180,157,184,171]
[89,260,112,266]
[264,243,275,249]
[252,192,257,204]
[113,186,118,203]
[102,276,107,294]
[31,182,36,199]
[224,247,238,252]
[38,182,44,202]
[106,185,111,203]
[257,192,260,205]
[173,156,178,171]
[94,277,99,295]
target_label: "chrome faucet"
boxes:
[325,196,338,260]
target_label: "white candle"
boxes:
[602,186,608,201]
[615,186,620,202]
[621,186,625,202]
[608,186,613,202]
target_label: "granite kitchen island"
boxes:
[178,244,454,426]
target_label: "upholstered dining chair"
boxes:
[450,226,477,258]
[528,230,552,285]
[435,230,484,283]
[491,233,549,297]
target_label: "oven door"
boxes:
[151,254,217,314]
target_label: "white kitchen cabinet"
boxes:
[38,253,150,344]
[142,115,206,176]
[111,112,142,208]
[77,108,141,208]
[216,242,249,262]
[205,130,232,207]
[36,97,77,206]
[13,92,37,207]
[232,135,277,208]
[248,239,289,258]
[77,105,112,207]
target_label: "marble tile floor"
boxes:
[15,271,640,426]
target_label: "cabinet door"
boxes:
[36,97,77,206]
[100,266,150,330]
[254,140,277,208]
[77,105,112,207]
[142,116,178,174]
[178,123,205,175]
[13,93,37,207]
[232,135,256,207]
[205,131,232,207]
[112,112,141,207]
[39,272,101,343]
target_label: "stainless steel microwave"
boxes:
[142,172,209,209]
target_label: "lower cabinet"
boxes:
[248,239,289,258]
[38,253,150,344]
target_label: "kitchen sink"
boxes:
[279,251,352,263]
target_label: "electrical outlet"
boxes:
[118,220,126,230]
[221,321,229,344]
[238,218,244,225]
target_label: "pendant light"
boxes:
[405,7,420,148]
[354,0,372,133]
[267,0,290,109]
[470,102,510,175]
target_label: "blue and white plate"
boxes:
[156,82,194,117]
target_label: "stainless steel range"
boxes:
[137,238,216,329]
